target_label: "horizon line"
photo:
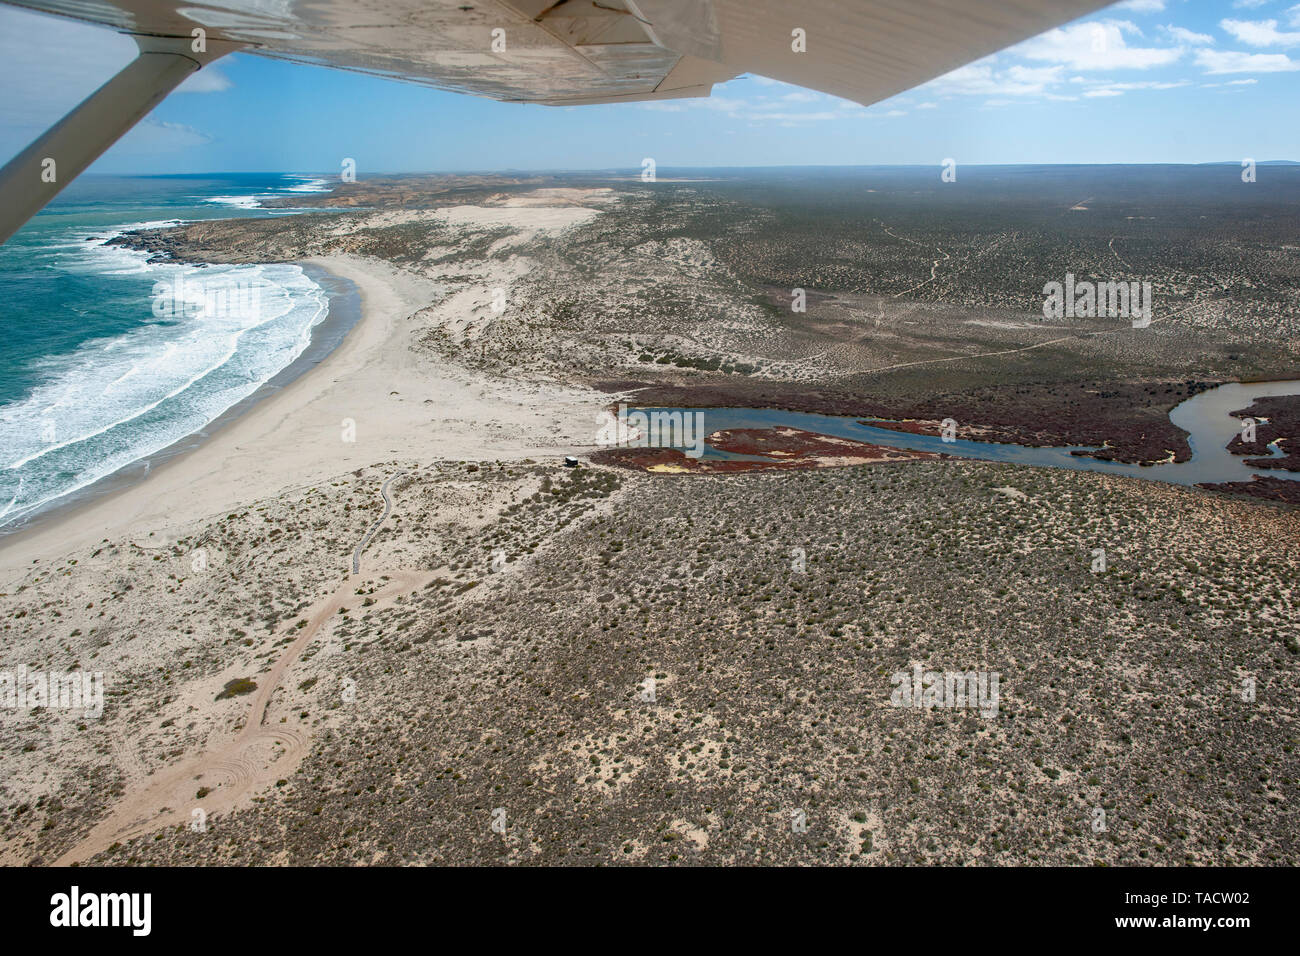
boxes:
[84,160,1300,177]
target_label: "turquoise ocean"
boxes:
[0,174,334,531]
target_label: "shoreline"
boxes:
[0,261,362,549]
[0,256,381,578]
[0,252,606,579]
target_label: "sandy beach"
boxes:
[3,175,1296,868]
[0,246,608,579]
[0,187,626,863]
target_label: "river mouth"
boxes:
[629,380,1300,487]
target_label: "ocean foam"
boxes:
[0,230,328,528]
[204,176,330,209]
[205,195,263,209]
[283,177,330,193]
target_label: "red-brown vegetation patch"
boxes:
[596,378,1217,466]
[591,427,942,474]
[1197,476,1300,505]
[1225,395,1300,473]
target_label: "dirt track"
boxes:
[53,567,435,866]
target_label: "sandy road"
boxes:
[857,299,1207,376]
[53,566,437,866]
[353,472,407,573]
[1108,236,1133,270]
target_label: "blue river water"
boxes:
[637,379,1300,487]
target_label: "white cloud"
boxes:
[1008,64,1071,84]
[744,110,841,122]
[924,61,1064,97]
[1160,25,1214,45]
[1231,0,1270,8]
[1014,20,1184,70]
[915,101,938,109]
[115,118,213,153]
[921,52,1189,104]
[1087,79,1190,89]
[699,96,749,112]
[1115,0,1165,12]
[1220,18,1300,46]
[1195,48,1300,71]
[177,67,232,93]
[639,88,872,125]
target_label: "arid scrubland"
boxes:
[5,170,1298,865]
[4,460,1296,865]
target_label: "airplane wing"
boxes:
[0,0,1111,242]
[5,0,1112,106]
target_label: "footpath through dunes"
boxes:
[52,566,437,867]
[353,472,408,573]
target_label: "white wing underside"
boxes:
[4,0,1111,107]
[0,0,1113,244]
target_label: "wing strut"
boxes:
[0,33,240,246]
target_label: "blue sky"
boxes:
[0,0,1297,173]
